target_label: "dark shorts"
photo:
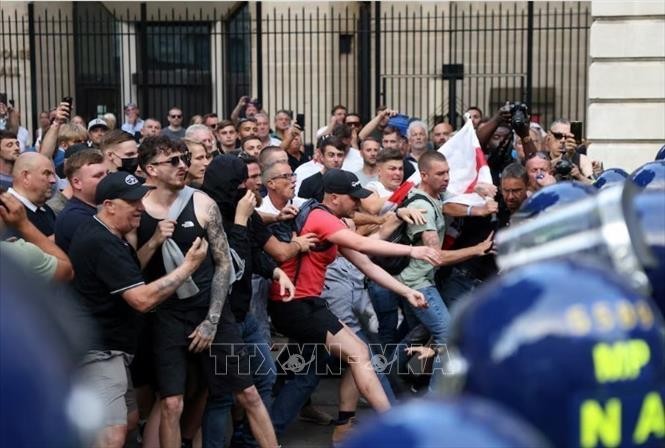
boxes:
[152,306,209,397]
[206,304,255,399]
[129,313,155,388]
[268,297,344,344]
[153,303,253,398]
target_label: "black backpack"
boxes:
[370,193,431,275]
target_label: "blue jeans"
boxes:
[270,330,397,436]
[403,285,451,388]
[202,314,276,448]
[270,344,321,436]
[404,285,451,346]
[367,282,412,349]
[437,267,483,309]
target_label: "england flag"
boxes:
[438,114,492,206]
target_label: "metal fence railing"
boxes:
[0,1,590,144]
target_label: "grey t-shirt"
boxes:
[161,127,186,141]
[397,189,449,290]
[354,169,378,187]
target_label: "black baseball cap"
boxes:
[95,171,153,204]
[322,169,372,199]
[55,143,91,178]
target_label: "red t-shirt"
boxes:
[270,208,346,301]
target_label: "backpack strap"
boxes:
[291,201,335,287]
[399,192,430,209]
[398,192,442,244]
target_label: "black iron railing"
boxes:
[0,1,590,144]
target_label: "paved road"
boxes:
[280,376,374,448]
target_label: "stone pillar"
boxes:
[587,2,665,171]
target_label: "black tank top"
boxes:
[137,196,214,310]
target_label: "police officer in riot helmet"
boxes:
[442,259,665,448]
[343,396,552,448]
[511,180,596,225]
[629,160,665,190]
[594,168,628,190]
[497,180,665,315]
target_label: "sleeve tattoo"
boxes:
[206,201,232,322]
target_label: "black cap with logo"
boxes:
[322,169,372,199]
[95,171,153,204]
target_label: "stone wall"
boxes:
[587,2,665,170]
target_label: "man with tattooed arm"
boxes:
[135,136,277,448]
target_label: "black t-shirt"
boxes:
[224,212,275,322]
[298,172,324,202]
[136,195,215,310]
[68,217,145,354]
[54,197,96,253]
[403,156,416,182]
[288,152,311,173]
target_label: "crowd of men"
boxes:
[1,93,632,448]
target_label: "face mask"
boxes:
[118,156,139,174]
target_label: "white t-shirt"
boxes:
[366,180,395,199]
[342,147,363,173]
[256,195,306,216]
[265,136,282,147]
[315,125,329,140]
[294,147,363,192]
[294,160,322,194]
[17,126,30,152]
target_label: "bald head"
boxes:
[12,152,52,177]
[11,152,57,205]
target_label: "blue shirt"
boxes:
[121,119,144,135]
[0,173,12,190]
[54,196,97,253]
[53,147,65,168]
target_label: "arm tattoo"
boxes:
[420,230,441,250]
[154,272,185,293]
[205,201,232,326]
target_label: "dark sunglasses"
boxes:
[151,153,191,167]
[550,131,566,140]
[346,121,362,127]
[170,114,182,119]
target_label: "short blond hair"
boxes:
[57,123,87,147]
[183,139,205,154]
[102,113,117,130]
